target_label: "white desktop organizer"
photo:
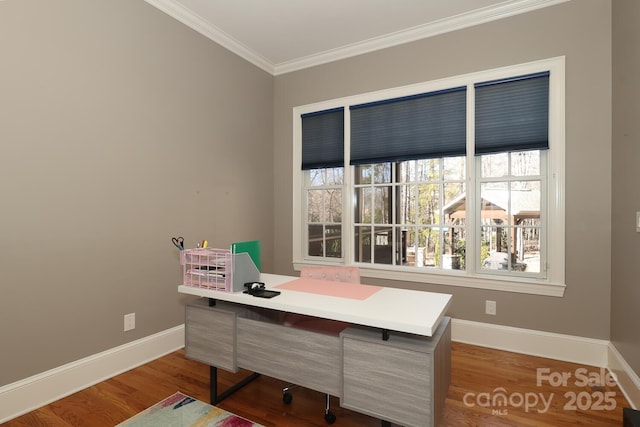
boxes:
[180,248,259,292]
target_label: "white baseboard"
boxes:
[452,318,640,408]
[451,318,610,367]
[608,342,640,409]
[0,325,185,424]
[1,320,638,423]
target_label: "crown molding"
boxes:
[145,0,571,76]
[144,0,275,74]
[274,0,570,75]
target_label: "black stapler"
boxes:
[243,282,281,298]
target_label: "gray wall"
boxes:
[274,0,613,339]
[3,0,637,392]
[0,0,274,386]
[612,0,640,377]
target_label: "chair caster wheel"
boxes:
[283,392,292,404]
[325,411,336,424]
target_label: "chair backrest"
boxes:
[299,266,360,284]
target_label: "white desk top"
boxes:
[178,273,452,337]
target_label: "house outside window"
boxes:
[293,57,565,296]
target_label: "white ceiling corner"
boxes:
[144,0,571,76]
[145,0,276,73]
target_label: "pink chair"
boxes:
[283,266,360,332]
[282,266,360,425]
[299,265,360,283]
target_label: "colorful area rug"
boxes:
[117,392,263,427]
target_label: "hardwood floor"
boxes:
[4,342,631,426]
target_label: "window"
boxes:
[293,57,565,296]
[477,150,544,275]
[306,167,343,258]
[353,158,466,269]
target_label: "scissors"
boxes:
[172,236,184,251]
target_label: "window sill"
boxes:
[293,262,566,297]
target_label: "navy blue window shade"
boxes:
[475,71,549,155]
[349,87,467,165]
[301,107,344,170]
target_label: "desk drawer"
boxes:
[342,335,432,426]
[237,318,341,395]
[185,301,238,372]
[341,317,450,427]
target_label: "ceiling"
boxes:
[144,0,568,75]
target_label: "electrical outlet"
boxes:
[124,313,135,331]
[485,300,497,315]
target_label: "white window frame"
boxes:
[292,57,565,297]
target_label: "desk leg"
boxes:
[209,366,261,405]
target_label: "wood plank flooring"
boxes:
[4,342,631,426]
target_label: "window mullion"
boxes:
[392,163,399,266]
[466,82,478,274]
[343,106,353,264]
[369,180,374,263]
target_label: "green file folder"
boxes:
[231,240,261,272]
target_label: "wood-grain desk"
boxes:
[179,273,452,427]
